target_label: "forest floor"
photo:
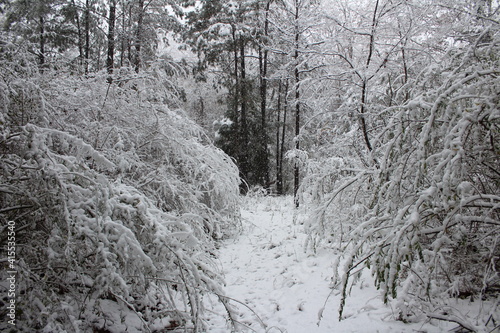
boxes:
[204,195,458,333]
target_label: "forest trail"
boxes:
[204,196,449,333]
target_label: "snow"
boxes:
[204,196,456,332]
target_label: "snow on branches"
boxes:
[304,22,499,331]
[0,61,240,332]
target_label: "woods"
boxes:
[0,0,498,332]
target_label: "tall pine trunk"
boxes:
[127,5,133,64]
[239,40,249,188]
[276,79,289,195]
[39,16,45,66]
[72,0,84,69]
[231,26,239,160]
[276,81,282,194]
[120,2,127,67]
[134,0,144,73]
[257,0,272,188]
[281,79,289,193]
[293,0,300,207]
[84,0,90,73]
[258,46,269,187]
[107,0,116,77]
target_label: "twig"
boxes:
[204,308,259,333]
[214,293,268,330]
[317,281,340,325]
[426,312,477,332]
[0,205,33,214]
[110,291,151,333]
[488,324,500,333]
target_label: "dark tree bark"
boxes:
[359,0,379,153]
[39,16,45,66]
[71,0,84,68]
[134,0,145,73]
[257,0,272,188]
[232,25,239,128]
[120,2,127,67]
[276,80,282,194]
[84,0,90,73]
[359,80,372,152]
[293,0,300,207]
[276,79,289,195]
[230,25,240,159]
[106,0,116,77]
[127,5,133,64]
[281,79,288,191]
[239,39,249,186]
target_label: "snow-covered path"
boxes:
[205,196,451,332]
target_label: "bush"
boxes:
[0,50,241,332]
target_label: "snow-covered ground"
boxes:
[204,195,459,333]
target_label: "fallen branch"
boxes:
[426,312,478,332]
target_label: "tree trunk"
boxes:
[72,0,84,68]
[281,79,289,187]
[293,0,300,207]
[276,81,282,194]
[239,40,249,186]
[257,0,272,188]
[276,79,289,195]
[39,16,45,66]
[359,80,372,152]
[127,5,132,64]
[107,0,116,77]
[120,2,126,67]
[359,0,379,153]
[231,25,239,154]
[84,0,90,73]
[134,0,145,73]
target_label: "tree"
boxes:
[275,77,290,194]
[0,1,246,331]
[106,0,116,75]
[302,0,500,329]
[269,0,323,203]
[129,0,182,72]
[184,0,270,190]
[3,0,77,66]
[254,0,273,188]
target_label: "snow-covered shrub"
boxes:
[246,185,268,198]
[300,115,373,252]
[305,26,499,330]
[0,47,240,332]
